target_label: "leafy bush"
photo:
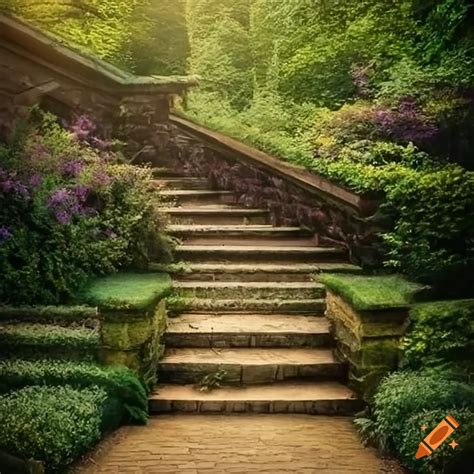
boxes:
[0,358,149,424]
[0,385,111,473]
[0,109,165,305]
[0,323,99,361]
[365,370,474,473]
[404,300,474,369]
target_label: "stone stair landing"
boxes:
[153,169,361,415]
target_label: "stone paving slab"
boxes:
[73,414,403,473]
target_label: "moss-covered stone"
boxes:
[78,273,172,313]
[321,273,424,311]
[99,348,142,372]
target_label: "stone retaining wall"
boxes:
[325,291,409,400]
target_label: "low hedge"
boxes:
[78,272,172,312]
[0,385,113,473]
[0,305,98,324]
[0,359,149,424]
[404,300,474,369]
[0,324,99,361]
[320,273,423,310]
[357,370,474,473]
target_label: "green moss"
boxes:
[78,273,172,312]
[102,319,152,350]
[321,273,423,311]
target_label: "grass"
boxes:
[78,272,172,311]
[320,273,424,311]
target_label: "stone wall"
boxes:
[161,117,385,268]
[99,300,167,389]
[0,14,195,158]
[326,291,409,401]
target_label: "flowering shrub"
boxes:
[0,109,164,304]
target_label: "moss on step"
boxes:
[78,273,172,312]
[320,273,424,311]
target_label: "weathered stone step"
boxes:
[152,177,209,190]
[149,381,362,415]
[151,262,362,282]
[152,167,183,178]
[168,298,326,314]
[174,245,345,263]
[161,207,270,225]
[173,281,325,301]
[159,189,235,206]
[165,313,331,348]
[158,348,345,385]
[168,224,313,241]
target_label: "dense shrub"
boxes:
[0,358,149,424]
[0,109,164,305]
[357,370,474,473]
[403,300,474,369]
[0,323,99,361]
[0,385,113,473]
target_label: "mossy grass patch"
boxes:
[78,272,172,312]
[321,273,424,311]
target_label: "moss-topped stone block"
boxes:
[322,273,424,401]
[79,272,172,314]
[79,273,171,385]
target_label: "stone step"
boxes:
[159,190,235,206]
[149,381,362,415]
[168,298,326,314]
[161,207,270,225]
[152,167,184,178]
[174,245,346,263]
[165,313,331,348]
[152,262,362,282]
[158,348,345,385]
[173,281,325,301]
[152,177,210,190]
[168,224,314,242]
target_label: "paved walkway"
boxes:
[74,414,403,474]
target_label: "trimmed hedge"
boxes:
[0,359,149,424]
[0,385,111,473]
[366,370,474,473]
[404,300,474,369]
[0,305,98,324]
[0,324,99,361]
[320,273,423,310]
[78,272,172,312]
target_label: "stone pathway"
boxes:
[74,414,402,474]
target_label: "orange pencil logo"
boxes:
[416,415,460,459]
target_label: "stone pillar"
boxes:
[325,291,409,401]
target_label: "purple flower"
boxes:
[29,174,43,188]
[0,176,30,199]
[61,160,85,177]
[0,226,12,243]
[47,187,89,225]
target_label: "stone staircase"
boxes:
[150,171,363,415]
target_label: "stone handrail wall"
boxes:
[167,114,385,267]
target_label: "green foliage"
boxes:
[0,323,99,361]
[78,272,172,311]
[404,300,474,369]
[366,370,474,473]
[0,305,97,323]
[383,166,474,290]
[0,110,165,305]
[320,273,423,311]
[0,385,110,472]
[0,358,149,424]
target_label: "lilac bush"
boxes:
[0,109,163,304]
